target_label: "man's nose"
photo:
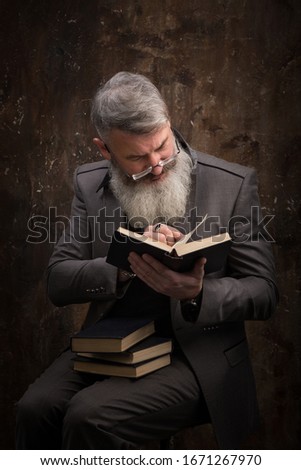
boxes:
[149,154,163,175]
[151,164,163,176]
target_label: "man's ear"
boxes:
[93,137,111,161]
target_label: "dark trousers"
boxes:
[16,348,210,449]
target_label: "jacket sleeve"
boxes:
[47,168,118,307]
[199,169,279,323]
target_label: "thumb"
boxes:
[193,257,207,274]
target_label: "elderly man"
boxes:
[16,72,278,450]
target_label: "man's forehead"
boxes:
[107,123,172,156]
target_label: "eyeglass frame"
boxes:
[103,137,181,181]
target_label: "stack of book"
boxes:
[71,317,172,378]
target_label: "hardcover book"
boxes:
[77,336,172,365]
[71,317,155,353]
[73,354,171,378]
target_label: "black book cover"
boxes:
[71,316,155,353]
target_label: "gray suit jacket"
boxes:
[47,132,278,449]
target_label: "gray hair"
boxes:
[91,72,170,139]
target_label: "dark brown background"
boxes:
[1,0,300,449]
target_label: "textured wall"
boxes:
[1,0,300,449]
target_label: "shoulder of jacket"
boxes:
[194,150,255,179]
[73,160,110,193]
[76,160,109,176]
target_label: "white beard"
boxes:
[109,148,193,229]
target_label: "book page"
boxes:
[175,232,231,256]
[118,215,208,252]
[118,227,173,252]
[173,214,208,247]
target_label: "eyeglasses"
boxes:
[104,137,180,181]
[130,139,180,181]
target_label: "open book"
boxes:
[106,217,232,273]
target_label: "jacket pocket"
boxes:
[224,338,249,367]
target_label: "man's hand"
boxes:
[128,252,207,300]
[143,224,183,247]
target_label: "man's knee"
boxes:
[64,393,115,434]
[17,388,40,424]
[63,392,141,450]
[63,393,125,449]
[16,384,62,426]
